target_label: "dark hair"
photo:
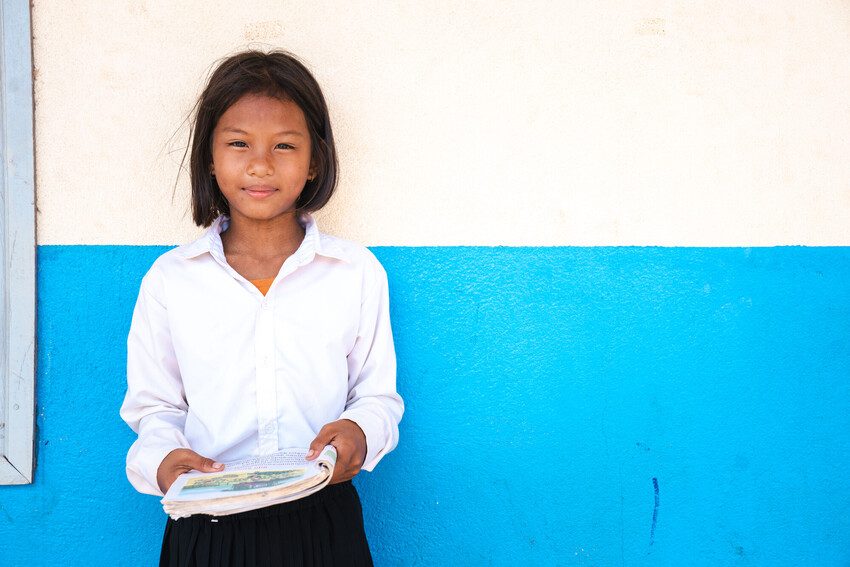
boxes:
[189,50,337,227]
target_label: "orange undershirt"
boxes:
[250,277,275,296]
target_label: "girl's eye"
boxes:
[228,141,248,148]
[276,143,294,150]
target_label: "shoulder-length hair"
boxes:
[189,50,338,227]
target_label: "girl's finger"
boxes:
[307,425,336,459]
[186,450,224,472]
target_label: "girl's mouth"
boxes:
[243,186,277,199]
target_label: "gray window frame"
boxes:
[0,0,35,484]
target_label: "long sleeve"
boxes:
[339,260,404,471]
[119,269,191,496]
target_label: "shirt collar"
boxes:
[179,213,350,263]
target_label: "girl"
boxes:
[120,50,404,566]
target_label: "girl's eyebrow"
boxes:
[220,127,305,137]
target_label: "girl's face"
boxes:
[210,94,313,224]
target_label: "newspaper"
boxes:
[161,446,337,519]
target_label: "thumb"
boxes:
[307,425,335,460]
[187,450,224,473]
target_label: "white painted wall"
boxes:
[33,1,850,245]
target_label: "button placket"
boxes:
[254,299,279,454]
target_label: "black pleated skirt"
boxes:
[160,481,373,567]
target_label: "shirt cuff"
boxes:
[339,407,391,472]
[126,431,190,497]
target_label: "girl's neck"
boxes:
[220,210,306,259]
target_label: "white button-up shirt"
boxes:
[119,214,404,496]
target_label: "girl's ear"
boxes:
[210,163,215,177]
[307,164,317,181]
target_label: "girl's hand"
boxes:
[306,419,367,484]
[157,448,224,494]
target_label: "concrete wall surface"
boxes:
[1,1,849,566]
[31,1,850,246]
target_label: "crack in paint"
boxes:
[649,477,660,546]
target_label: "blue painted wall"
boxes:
[1,246,849,566]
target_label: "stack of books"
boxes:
[161,446,337,519]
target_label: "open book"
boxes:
[161,446,337,520]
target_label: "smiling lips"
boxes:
[243,185,277,199]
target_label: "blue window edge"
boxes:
[0,0,36,484]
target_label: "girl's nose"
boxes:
[247,152,274,177]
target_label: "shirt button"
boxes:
[264,423,275,434]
